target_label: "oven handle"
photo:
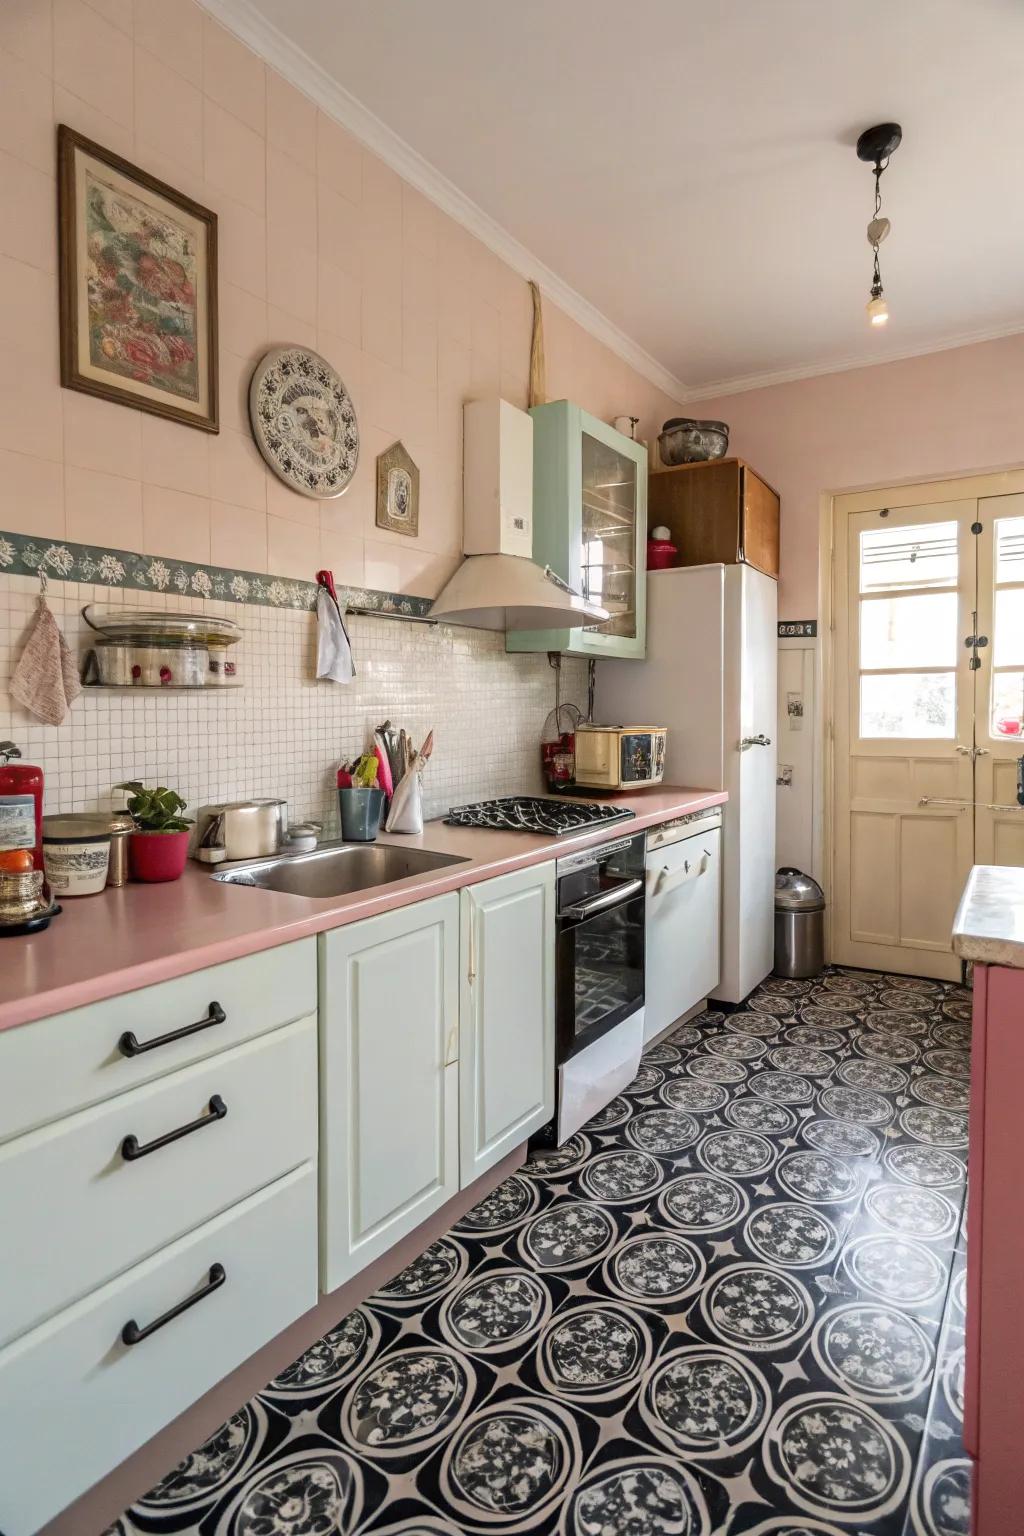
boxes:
[562,878,644,921]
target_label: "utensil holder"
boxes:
[338,787,385,842]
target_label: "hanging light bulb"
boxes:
[856,123,902,328]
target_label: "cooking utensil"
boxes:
[658,418,729,465]
[194,800,288,861]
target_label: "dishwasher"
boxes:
[645,807,722,1042]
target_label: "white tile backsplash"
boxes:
[0,575,587,830]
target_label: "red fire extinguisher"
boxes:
[0,741,44,871]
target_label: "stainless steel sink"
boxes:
[210,841,469,899]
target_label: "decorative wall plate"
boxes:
[248,346,358,499]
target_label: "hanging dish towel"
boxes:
[11,592,81,725]
[314,569,355,684]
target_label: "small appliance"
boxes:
[572,724,667,790]
[194,800,288,862]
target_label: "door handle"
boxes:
[118,1003,227,1057]
[121,1263,226,1346]
[564,878,644,919]
[121,1095,227,1161]
[740,734,772,750]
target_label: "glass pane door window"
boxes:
[857,521,961,739]
[581,432,637,639]
[988,516,1024,739]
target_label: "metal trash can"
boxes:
[774,867,826,978]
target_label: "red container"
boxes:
[0,743,44,871]
[129,829,190,883]
[647,527,678,570]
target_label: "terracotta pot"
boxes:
[129,829,190,883]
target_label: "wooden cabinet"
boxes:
[507,400,648,659]
[319,895,460,1292]
[459,863,555,1184]
[648,457,779,579]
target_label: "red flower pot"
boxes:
[129,829,190,883]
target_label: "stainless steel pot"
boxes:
[195,800,288,861]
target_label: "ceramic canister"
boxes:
[42,815,112,896]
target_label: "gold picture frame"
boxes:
[58,125,219,432]
[375,440,419,537]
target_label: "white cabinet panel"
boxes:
[0,938,317,1145]
[319,896,459,1292]
[645,829,721,1040]
[460,864,555,1184]
[0,1017,316,1348]
[0,1166,317,1536]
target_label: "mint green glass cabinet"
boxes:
[507,401,648,659]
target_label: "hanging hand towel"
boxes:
[10,591,81,725]
[314,569,355,684]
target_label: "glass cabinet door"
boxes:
[580,432,638,639]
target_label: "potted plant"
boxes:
[116,781,193,883]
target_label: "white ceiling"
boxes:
[225,0,1024,396]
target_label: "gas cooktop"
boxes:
[445,796,636,836]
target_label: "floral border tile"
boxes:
[0,529,435,619]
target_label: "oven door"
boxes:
[557,880,645,1062]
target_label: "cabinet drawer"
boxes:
[0,1165,317,1536]
[0,938,316,1143]
[0,1016,316,1347]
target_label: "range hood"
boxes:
[429,399,609,631]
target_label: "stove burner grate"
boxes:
[445,795,636,837]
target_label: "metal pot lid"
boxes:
[661,417,729,433]
[42,814,112,840]
[775,866,825,911]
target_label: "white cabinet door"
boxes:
[319,896,459,1292]
[460,863,555,1185]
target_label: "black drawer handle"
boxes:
[118,1002,227,1058]
[121,1095,227,1161]
[121,1263,226,1346]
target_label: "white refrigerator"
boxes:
[594,563,777,1004]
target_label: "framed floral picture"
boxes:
[57,125,219,432]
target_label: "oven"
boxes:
[541,830,647,1144]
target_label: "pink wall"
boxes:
[698,334,1024,617]
[0,0,682,599]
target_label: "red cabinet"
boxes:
[966,962,1024,1533]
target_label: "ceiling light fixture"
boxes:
[856,122,902,327]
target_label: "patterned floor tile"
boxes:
[112,965,971,1536]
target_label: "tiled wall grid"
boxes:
[0,574,588,828]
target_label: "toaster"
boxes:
[573,725,667,790]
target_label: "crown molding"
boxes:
[197,0,690,404]
[683,320,1024,402]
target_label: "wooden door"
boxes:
[833,499,977,979]
[975,494,1024,865]
[459,863,555,1184]
[318,896,459,1292]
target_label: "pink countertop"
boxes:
[0,787,726,1033]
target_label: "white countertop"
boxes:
[952,864,1024,966]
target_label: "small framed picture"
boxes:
[375,440,420,536]
[57,125,219,432]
